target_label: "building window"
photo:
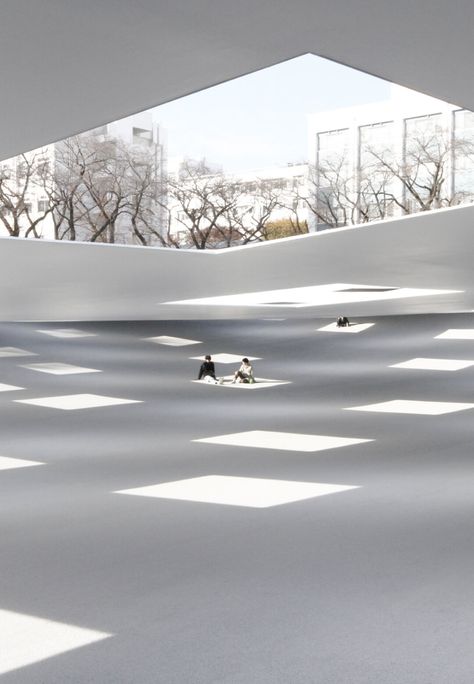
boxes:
[133,127,153,147]
[37,200,48,212]
[453,109,474,200]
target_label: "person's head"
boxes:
[205,355,211,361]
[242,357,249,364]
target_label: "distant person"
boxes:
[232,357,255,384]
[336,315,350,328]
[198,355,217,382]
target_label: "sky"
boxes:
[151,54,392,173]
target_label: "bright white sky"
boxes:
[152,54,392,173]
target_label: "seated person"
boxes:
[336,315,350,327]
[198,355,216,381]
[232,357,255,384]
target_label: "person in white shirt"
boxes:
[232,358,255,383]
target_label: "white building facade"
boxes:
[167,161,309,247]
[308,86,474,230]
[0,111,167,244]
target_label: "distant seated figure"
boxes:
[198,355,217,382]
[336,315,350,328]
[232,357,255,384]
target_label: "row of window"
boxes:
[318,109,474,154]
[0,200,48,216]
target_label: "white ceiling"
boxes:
[1,0,472,161]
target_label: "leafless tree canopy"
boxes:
[50,136,167,246]
[166,160,284,249]
[0,153,54,237]
[305,126,474,229]
[1,122,474,247]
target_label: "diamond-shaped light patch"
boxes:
[115,475,360,508]
[14,394,142,410]
[435,329,474,340]
[0,608,112,676]
[36,329,96,338]
[189,353,260,364]
[345,399,474,415]
[390,358,474,371]
[0,383,24,392]
[194,430,372,451]
[192,377,289,389]
[20,363,101,375]
[0,456,44,471]
[0,348,37,358]
[144,336,201,346]
[317,322,375,333]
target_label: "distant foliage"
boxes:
[265,219,309,240]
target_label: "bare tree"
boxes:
[364,131,447,214]
[167,160,244,249]
[52,135,169,246]
[0,153,55,237]
[306,125,474,230]
[42,141,90,240]
[232,179,282,243]
[302,159,361,229]
[363,127,474,214]
[123,145,171,247]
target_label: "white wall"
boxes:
[0,203,473,321]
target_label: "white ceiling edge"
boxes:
[1,0,473,160]
[1,204,473,322]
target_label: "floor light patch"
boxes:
[0,383,24,392]
[345,399,474,415]
[0,456,44,470]
[36,329,97,338]
[192,376,289,389]
[435,329,474,340]
[144,335,202,346]
[20,363,102,375]
[14,394,142,410]
[115,475,360,508]
[0,348,37,358]
[0,608,112,676]
[189,353,261,364]
[390,358,474,371]
[194,430,373,451]
[317,322,375,333]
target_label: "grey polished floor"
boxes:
[1,314,474,683]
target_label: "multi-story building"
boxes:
[166,160,309,246]
[231,162,308,219]
[72,111,167,245]
[307,85,474,230]
[0,145,56,239]
[0,112,167,244]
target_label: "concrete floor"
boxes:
[1,314,474,683]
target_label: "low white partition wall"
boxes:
[1,203,473,321]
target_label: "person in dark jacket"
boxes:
[336,315,350,328]
[198,355,216,381]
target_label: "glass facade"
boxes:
[404,113,445,212]
[454,109,474,201]
[359,121,396,219]
[316,129,351,225]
